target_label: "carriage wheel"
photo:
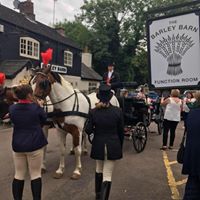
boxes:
[132,122,147,153]
[146,111,152,127]
[143,109,151,127]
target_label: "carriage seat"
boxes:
[122,97,148,125]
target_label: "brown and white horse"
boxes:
[32,67,119,179]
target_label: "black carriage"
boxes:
[148,97,164,135]
[120,97,148,153]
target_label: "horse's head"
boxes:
[32,66,62,99]
[31,67,53,99]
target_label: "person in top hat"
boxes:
[103,63,120,95]
[85,84,124,200]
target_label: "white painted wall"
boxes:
[82,53,92,68]
[62,75,100,94]
[4,67,32,87]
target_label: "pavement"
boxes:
[0,122,186,200]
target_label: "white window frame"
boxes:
[64,50,73,67]
[20,37,40,60]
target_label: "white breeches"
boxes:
[95,146,115,182]
[13,148,44,180]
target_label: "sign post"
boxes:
[40,63,67,74]
[147,10,200,89]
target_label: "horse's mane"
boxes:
[53,73,74,90]
[50,72,62,84]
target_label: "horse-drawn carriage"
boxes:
[148,98,164,135]
[0,70,164,178]
[118,84,164,153]
[121,97,148,153]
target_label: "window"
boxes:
[89,82,97,93]
[20,37,40,60]
[64,50,73,67]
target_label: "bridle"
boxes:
[33,71,91,120]
[43,92,76,106]
[33,71,78,107]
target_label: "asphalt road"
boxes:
[0,122,187,200]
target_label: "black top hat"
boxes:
[108,62,115,67]
[96,84,113,103]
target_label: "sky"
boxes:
[0,0,84,25]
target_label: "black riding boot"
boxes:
[12,178,24,200]
[100,181,112,200]
[31,178,42,200]
[95,173,103,199]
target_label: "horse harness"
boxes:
[44,90,91,130]
[34,71,91,130]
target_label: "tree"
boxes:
[78,0,193,82]
[55,19,92,49]
[78,0,152,80]
[131,39,148,84]
[57,0,197,84]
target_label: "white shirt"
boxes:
[164,97,182,122]
[108,70,113,79]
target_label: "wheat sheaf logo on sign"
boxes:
[154,34,194,76]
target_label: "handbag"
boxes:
[177,129,187,164]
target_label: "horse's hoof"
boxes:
[53,172,64,179]
[69,150,75,155]
[41,168,47,174]
[78,167,82,173]
[70,173,81,180]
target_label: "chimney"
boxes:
[55,27,65,37]
[82,47,92,68]
[19,0,35,21]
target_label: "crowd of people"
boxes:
[107,71,200,199]
[1,66,200,199]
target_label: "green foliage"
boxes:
[55,19,92,49]
[131,40,148,84]
[78,0,151,81]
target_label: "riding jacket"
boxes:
[9,103,48,152]
[85,105,124,160]
[182,107,200,177]
[103,71,120,94]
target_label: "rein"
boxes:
[45,91,91,119]
[44,92,76,106]
[34,71,91,119]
